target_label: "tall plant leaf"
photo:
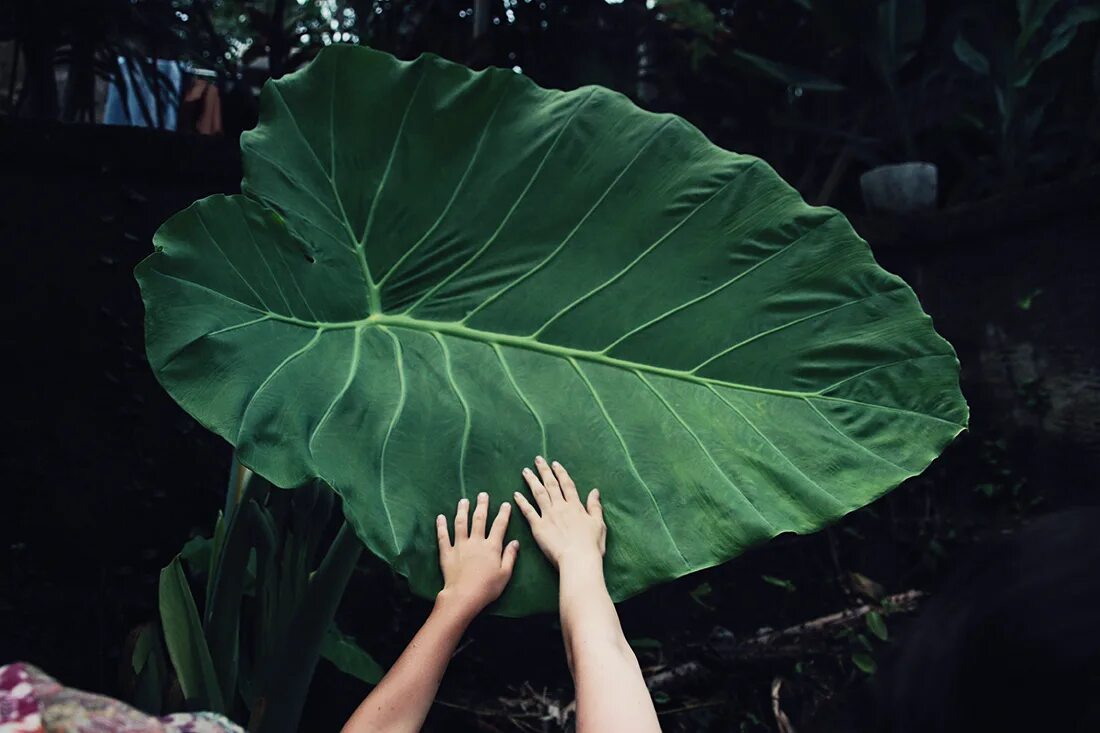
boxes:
[320,624,385,685]
[136,46,966,616]
[159,557,225,712]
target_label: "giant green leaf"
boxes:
[136,45,966,615]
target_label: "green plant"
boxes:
[136,44,966,616]
[952,0,1100,190]
[129,457,381,733]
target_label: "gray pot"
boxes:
[859,162,938,214]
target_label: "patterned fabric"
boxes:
[0,664,243,733]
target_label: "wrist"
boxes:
[557,552,608,604]
[433,587,484,625]
[557,549,604,577]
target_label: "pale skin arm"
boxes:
[340,492,519,733]
[514,456,662,733]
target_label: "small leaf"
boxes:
[848,571,885,602]
[852,652,877,674]
[1016,288,1043,310]
[690,581,716,609]
[130,622,167,715]
[761,574,797,592]
[954,34,990,75]
[321,624,385,685]
[866,610,888,641]
[1041,6,1100,63]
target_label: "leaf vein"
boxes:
[602,212,833,353]
[378,85,511,288]
[636,372,777,532]
[194,209,273,312]
[816,353,957,395]
[266,84,362,250]
[463,117,675,323]
[270,243,321,321]
[692,291,889,374]
[237,328,324,443]
[707,385,842,507]
[404,88,597,316]
[236,201,296,316]
[307,327,363,460]
[569,358,691,570]
[532,162,759,338]
[803,398,910,473]
[377,326,406,553]
[432,332,471,499]
[493,343,548,458]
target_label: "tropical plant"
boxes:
[951,0,1100,191]
[128,457,382,733]
[135,44,967,617]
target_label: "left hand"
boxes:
[436,492,519,617]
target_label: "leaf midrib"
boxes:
[238,308,961,426]
[150,268,961,427]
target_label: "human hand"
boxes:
[436,492,519,618]
[514,456,606,570]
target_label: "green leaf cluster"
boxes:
[128,460,382,732]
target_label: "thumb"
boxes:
[500,540,520,575]
[586,488,603,522]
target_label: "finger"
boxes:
[586,488,603,523]
[489,501,512,544]
[523,466,552,512]
[471,491,489,538]
[500,540,520,575]
[454,497,470,543]
[436,514,451,555]
[552,460,580,503]
[535,455,563,502]
[513,491,540,524]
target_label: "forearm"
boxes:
[341,593,474,733]
[559,557,661,733]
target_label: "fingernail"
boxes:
[437,514,444,522]
[535,455,545,464]
[502,502,511,510]
[552,460,560,467]
[478,491,488,501]
[522,467,532,475]
[459,498,468,506]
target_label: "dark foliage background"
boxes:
[1,1,1098,731]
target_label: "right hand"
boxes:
[514,456,606,569]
